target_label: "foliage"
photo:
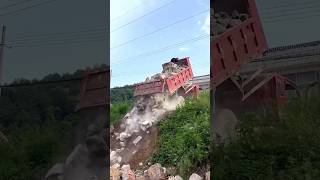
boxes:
[0,65,106,180]
[212,95,320,180]
[110,101,133,125]
[152,92,210,178]
[111,85,134,104]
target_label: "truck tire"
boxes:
[212,108,238,145]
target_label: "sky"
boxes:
[256,0,320,47]
[111,0,320,87]
[1,0,320,86]
[110,0,210,87]
[0,0,108,83]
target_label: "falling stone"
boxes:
[120,142,126,147]
[133,136,142,146]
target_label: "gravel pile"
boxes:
[110,163,210,180]
[211,9,250,37]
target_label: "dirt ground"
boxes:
[111,113,170,171]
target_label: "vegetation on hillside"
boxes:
[152,92,210,178]
[0,65,105,180]
[212,94,320,179]
[110,101,133,125]
[110,85,134,104]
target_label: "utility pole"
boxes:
[0,25,6,96]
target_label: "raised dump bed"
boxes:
[133,57,199,97]
[211,0,268,88]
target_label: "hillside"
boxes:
[0,64,106,180]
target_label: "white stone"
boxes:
[120,142,126,147]
[189,173,203,180]
[111,163,120,169]
[116,148,122,153]
[205,172,210,180]
[168,175,183,180]
[133,136,142,146]
[117,156,122,163]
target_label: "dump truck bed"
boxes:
[133,57,197,97]
[211,0,268,88]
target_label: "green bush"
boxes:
[110,102,133,125]
[212,96,320,180]
[152,92,210,178]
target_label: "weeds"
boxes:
[152,92,210,178]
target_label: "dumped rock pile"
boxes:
[110,61,186,168]
[211,10,250,37]
[110,163,210,180]
[45,124,107,180]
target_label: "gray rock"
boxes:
[65,144,89,167]
[45,163,64,180]
[147,163,166,180]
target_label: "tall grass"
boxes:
[152,92,210,178]
[212,94,320,179]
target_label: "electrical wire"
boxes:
[0,0,58,17]
[10,37,108,48]
[7,27,108,43]
[8,34,107,45]
[111,9,209,50]
[110,0,177,33]
[0,0,36,10]
[260,0,320,11]
[112,34,209,66]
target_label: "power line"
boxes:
[110,0,177,33]
[261,4,320,19]
[260,0,319,11]
[8,33,107,45]
[112,34,209,66]
[7,27,108,43]
[110,0,163,22]
[112,62,209,78]
[11,8,208,48]
[0,0,58,17]
[0,0,35,10]
[111,9,209,50]
[263,11,320,23]
[10,36,107,48]
[261,0,320,14]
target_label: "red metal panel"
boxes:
[133,80,165,97]
[211,0,268,89]
[166,67,194,95]
[76,68,109,111]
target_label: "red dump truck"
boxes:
[133,57,200,98]
[211,0,297,118]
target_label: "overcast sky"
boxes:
[0,0,108,83]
